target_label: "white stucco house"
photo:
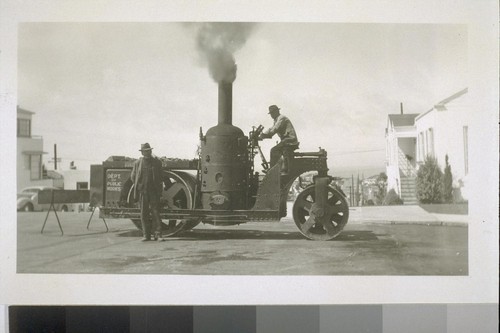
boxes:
[17,106,91,211]
[385,88,470,204]
[17,106,91,191]
[60,170,90,190]
[415,88,469,201]
[16,106,58,190]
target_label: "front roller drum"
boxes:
[292,184,349,240]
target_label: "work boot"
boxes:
[142,231,152,241]
[154,232,165,242]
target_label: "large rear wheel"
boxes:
[292,185,349,240]
[128,171,201,236]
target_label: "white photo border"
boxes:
[0,0,498,305]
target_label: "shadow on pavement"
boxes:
[117,229,378,241]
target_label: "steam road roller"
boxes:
[90,82,349,240]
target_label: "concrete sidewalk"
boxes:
[348,205,469,226]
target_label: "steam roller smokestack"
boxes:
[200,79,246,212]
[218,82,232,125]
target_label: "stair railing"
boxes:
[398,148,417,178]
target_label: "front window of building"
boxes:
[30,154,42,180]
[77,182,88,190]
[17,118,31,137]
[418,132,424,162]
[418,128,435,161]
[427,128,434,157]
[424,130,428,157]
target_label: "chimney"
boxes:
[400,102,404,115]
[218,82,232,125]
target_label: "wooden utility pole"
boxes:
[356,173,360,206]
[48,143,61,170]
[54,144,57,170]
[351,174,355,206]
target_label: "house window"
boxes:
[77,182,88,190]
[424,131,428,157]
[17,118,31,137]
[427,128,434,157]
[29,154,42,180]
[463,126,469,175]
[418,132,424,161]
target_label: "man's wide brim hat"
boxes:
[268,105,280,113]
[139,143,153,151]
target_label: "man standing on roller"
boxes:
[259,104,299,174]
[131,143,165,242]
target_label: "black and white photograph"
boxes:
[1,0,498,306]
[14,21,472,276]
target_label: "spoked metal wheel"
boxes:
[161,171,201,235]
[292,185,349,240]
[128,171,201,237]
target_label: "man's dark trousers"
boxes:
[270,137,297,168]
[140,191,161,239]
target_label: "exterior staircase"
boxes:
[400,176,418,205]
[397,148,418,205]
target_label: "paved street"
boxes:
[16,209,468,275]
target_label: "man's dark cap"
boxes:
[268,105,280,113]
[139,143,153,151]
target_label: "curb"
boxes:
[350,220,468,227]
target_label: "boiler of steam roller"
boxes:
[200,81,249,212]
[90,70,349,241]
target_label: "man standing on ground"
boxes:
[259,104,299,174]
[131,143,165,242]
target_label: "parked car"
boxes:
[17,186,68,212]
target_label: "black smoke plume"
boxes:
[195,23,255,83]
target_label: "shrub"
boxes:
[416,155,443,203]
[375,172,388,205]
[442,154,453,203]
[383,189,404,205]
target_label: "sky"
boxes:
[18,22,467,176]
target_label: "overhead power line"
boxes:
[330,149,385,156]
